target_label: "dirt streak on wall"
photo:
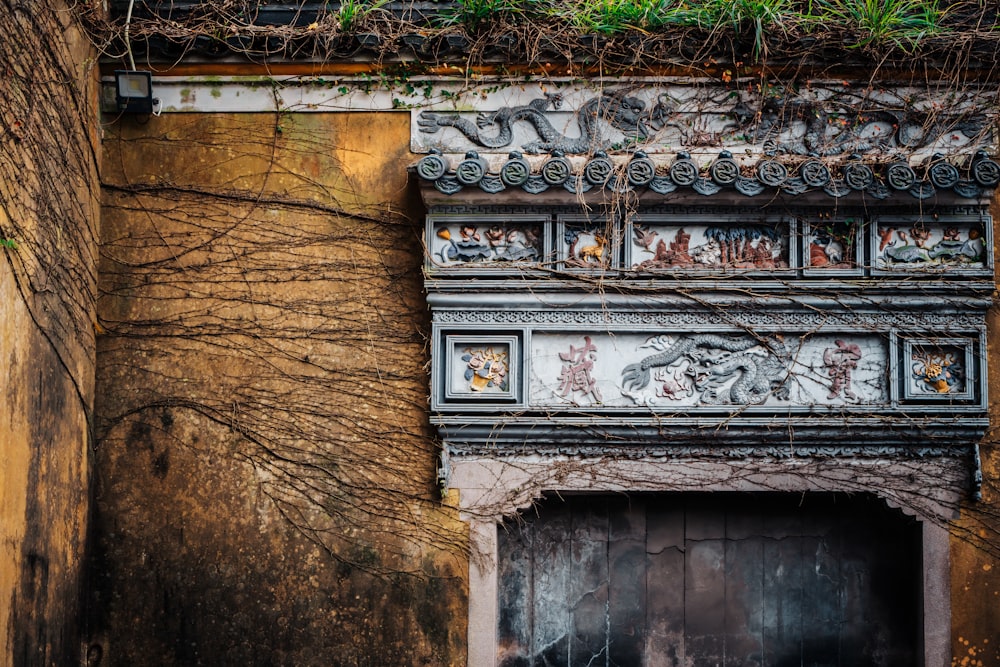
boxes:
[92,112,467,665]
[0,1,101,665]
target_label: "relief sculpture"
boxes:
[912,349,964,394]
[418,91,650,154]
[557,336,602,403]
[621,334,790,405]
[564,228,609,268]
[823,340,862,399]
[877,224,985,269]
[434,223,542,265]
[462,346,509,392]
[809,219,857,269]
[632,224,786,270]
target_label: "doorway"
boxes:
[497,493,921,666]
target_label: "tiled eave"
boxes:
[412,149,1000,203]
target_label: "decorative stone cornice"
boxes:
[411,81,999,200]
[414,147,1000,200]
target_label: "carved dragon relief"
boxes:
[418,91,651,154]
[417,87,993,157]
[620,334,791,406]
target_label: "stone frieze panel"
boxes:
[427,214,549,270]
[434,327,986,416]
[412,82,997,162]
[874,215,990,274]
[528,332,888,409]
[426,209,993,278]
[627,216,791,273]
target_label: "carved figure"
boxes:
[577,233,607,263]
[485,226,506,248]
[691,239,722,266]
[655,368,694,400]
[882,230,930,264]
[909,226,932,248]
[622,334,789,405]
[912,351,962,394]
[736,94,987,158]
[418,91,650,154]
[878,227,895,252]
[823,339,862,399]
[927,227,984,263]
[462,347,509,392]
[565,228,608,268]
[632,224,658,253]
[436,227,492,263]
[810,237,845,267]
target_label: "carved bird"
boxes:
[632,224,658,253]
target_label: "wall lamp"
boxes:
[115,70,157,114]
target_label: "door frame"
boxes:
[449,454,961,667]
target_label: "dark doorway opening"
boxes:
[497,492,922,667]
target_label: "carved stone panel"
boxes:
[874,215,992,275]
[427,214,549,271]
[900,337,980,404]
[557,215,617,271]
[627,215,792,274]
[528,332,888,410]
[802,217,864,275]
[441,333,522,405]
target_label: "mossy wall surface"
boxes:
[92,112,467,665]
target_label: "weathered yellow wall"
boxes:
[949,197,1000,666]
[0,3,99,664]
[93,112,467,665]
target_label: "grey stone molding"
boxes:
[423,201,993,454]
[414,147,1000,200]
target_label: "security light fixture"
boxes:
[115,70,155,114]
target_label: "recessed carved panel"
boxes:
[440,333,522,406]
[557,215,617,271]
[627,215,791,273]
[803,217,863,275]
[901,337,979,403]
[528,332,889,410]
[427,214,548,271]
[874,216,991,274]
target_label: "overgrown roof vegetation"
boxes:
[86,0,1000,70]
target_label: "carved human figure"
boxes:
[823,339,862,399]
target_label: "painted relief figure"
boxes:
[632,224,787,271]
[462,347,509,392]
[434,223,542,265]
[557,336,602,403]
[911,348,964,394]
[876,223,985,270]
[809,218,857,269]
[823,339,862,399]
[564,228,610,268]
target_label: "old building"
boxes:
[3,1,1000,665]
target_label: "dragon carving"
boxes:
[621,334,790,405]
[732,97,988,157]
[417,91,650,154]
